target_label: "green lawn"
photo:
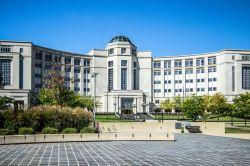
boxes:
[225,127,250,133]
[95,115,134,122]
[154,115,188,120]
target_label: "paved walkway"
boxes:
[0,134,249,165]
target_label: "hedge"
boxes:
[42,127,59,134]
[62,128,77,134]
[80,127,96,133]
[0,105,93,134]
[18,127,34,135]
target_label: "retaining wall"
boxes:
[0,133,175,145]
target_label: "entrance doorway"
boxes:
[121,98,134,114]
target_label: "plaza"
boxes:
[0,134,249,166]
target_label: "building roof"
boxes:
[109,35,133,45]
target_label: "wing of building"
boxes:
[0,36,250,112]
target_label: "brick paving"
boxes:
[0,134,249,166]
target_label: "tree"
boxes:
[38,69,94,110]
[0,96,14,110]
[233,92,250,126]
[173,96,182,119]
[160,99,174,113]
[208,93,228,121]
[181,95,206,122]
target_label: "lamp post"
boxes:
[92,72,98,128]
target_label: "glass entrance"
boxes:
[121,98,134,114]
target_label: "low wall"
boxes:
[0,133,175,145]
[98,121,181,133]
[184,122,225,135]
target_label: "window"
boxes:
[108,61,113,67]
[175,80,182,83]
[196,68,205,73]
[35,52,42,60]
[208,57,216,65]
[186,88,193,92]
[121,68,127,90]
[0,59,11,85]
[154,89,161,93]
[155,100,159,103]
[174,60,182,67]
[242,66,250,90]
[45,64,51,70]
[164,80,171,84]
[232,55,235,60]
[154,61,161,68]
[232,66,235,91]
[74,68,80,73]
[197,88,205,92]
[109,48,114,55]
[164,70,171,75]
[186,79,193,83]
[164,60,171,68]
[242,55,250,61]
[154,71,161,76]
[20,48,23,53]
[134,62,137,68]
[132,49,136,56]
[65,57,71,64]
[64,77,70,81]
[74,87,80,91]
[185,59,193,67]
[84,59,90,67]
[196,58,204,66]
[174,69,182,75]
[74,59,80,65]
[65,66,71,72]
[35,63,42,68]
[0,47,11,53]
[208,78,217,82]
[74,78,80,82]
[164,89,171,93]
[175,89,182,92]
[185,68,193,74]
[197,78,205,82]
[121,48,126,54]
[208,66,216,72]
[45,54,52,62]
[133,69,137,89]
[108,68,113,91]
[121,60,127,67]
[154,80,161,84]
[208,87,217,91]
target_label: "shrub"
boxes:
[18,127,34,135]
[80,127,96,133]
[0,128,10,135]
[42,127,59,134]
[62,128,77,134]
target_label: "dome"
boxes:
[109,35,133,45]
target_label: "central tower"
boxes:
[106,36,139,91]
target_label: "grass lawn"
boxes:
[225,127,250,134]
[154,115,188,120]
[95,115,134,122]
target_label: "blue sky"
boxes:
[0,0,250,57]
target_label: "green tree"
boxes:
[181,95,206,122]
[208,93,228,121]
[233,92,250,126]
[173,96,182,119]
[0,96,14,110]
[38,70,94,110]
[160,99,174,113]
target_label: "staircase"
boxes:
[119,113,153,121]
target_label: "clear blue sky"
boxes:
[1,0,250,57]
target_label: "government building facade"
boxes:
[0,36,250,113]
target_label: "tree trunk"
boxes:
[245,117,247,127]
[231,116,234,126]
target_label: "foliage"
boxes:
[80,127,96,133]
[0,105,92,134]
[62,128,77,134]
[42,127,59,134]
[173,96,182,113]
[181,95,206,121]
[0,96,14,110]
[233,92,250,125]
[160,99,174,112]
[0,128,10,135]
[25,105,93,132]
[207,93,229,119]
[37,70,94,110]
[18,127,34,135]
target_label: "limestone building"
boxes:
[0,36,250,113]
